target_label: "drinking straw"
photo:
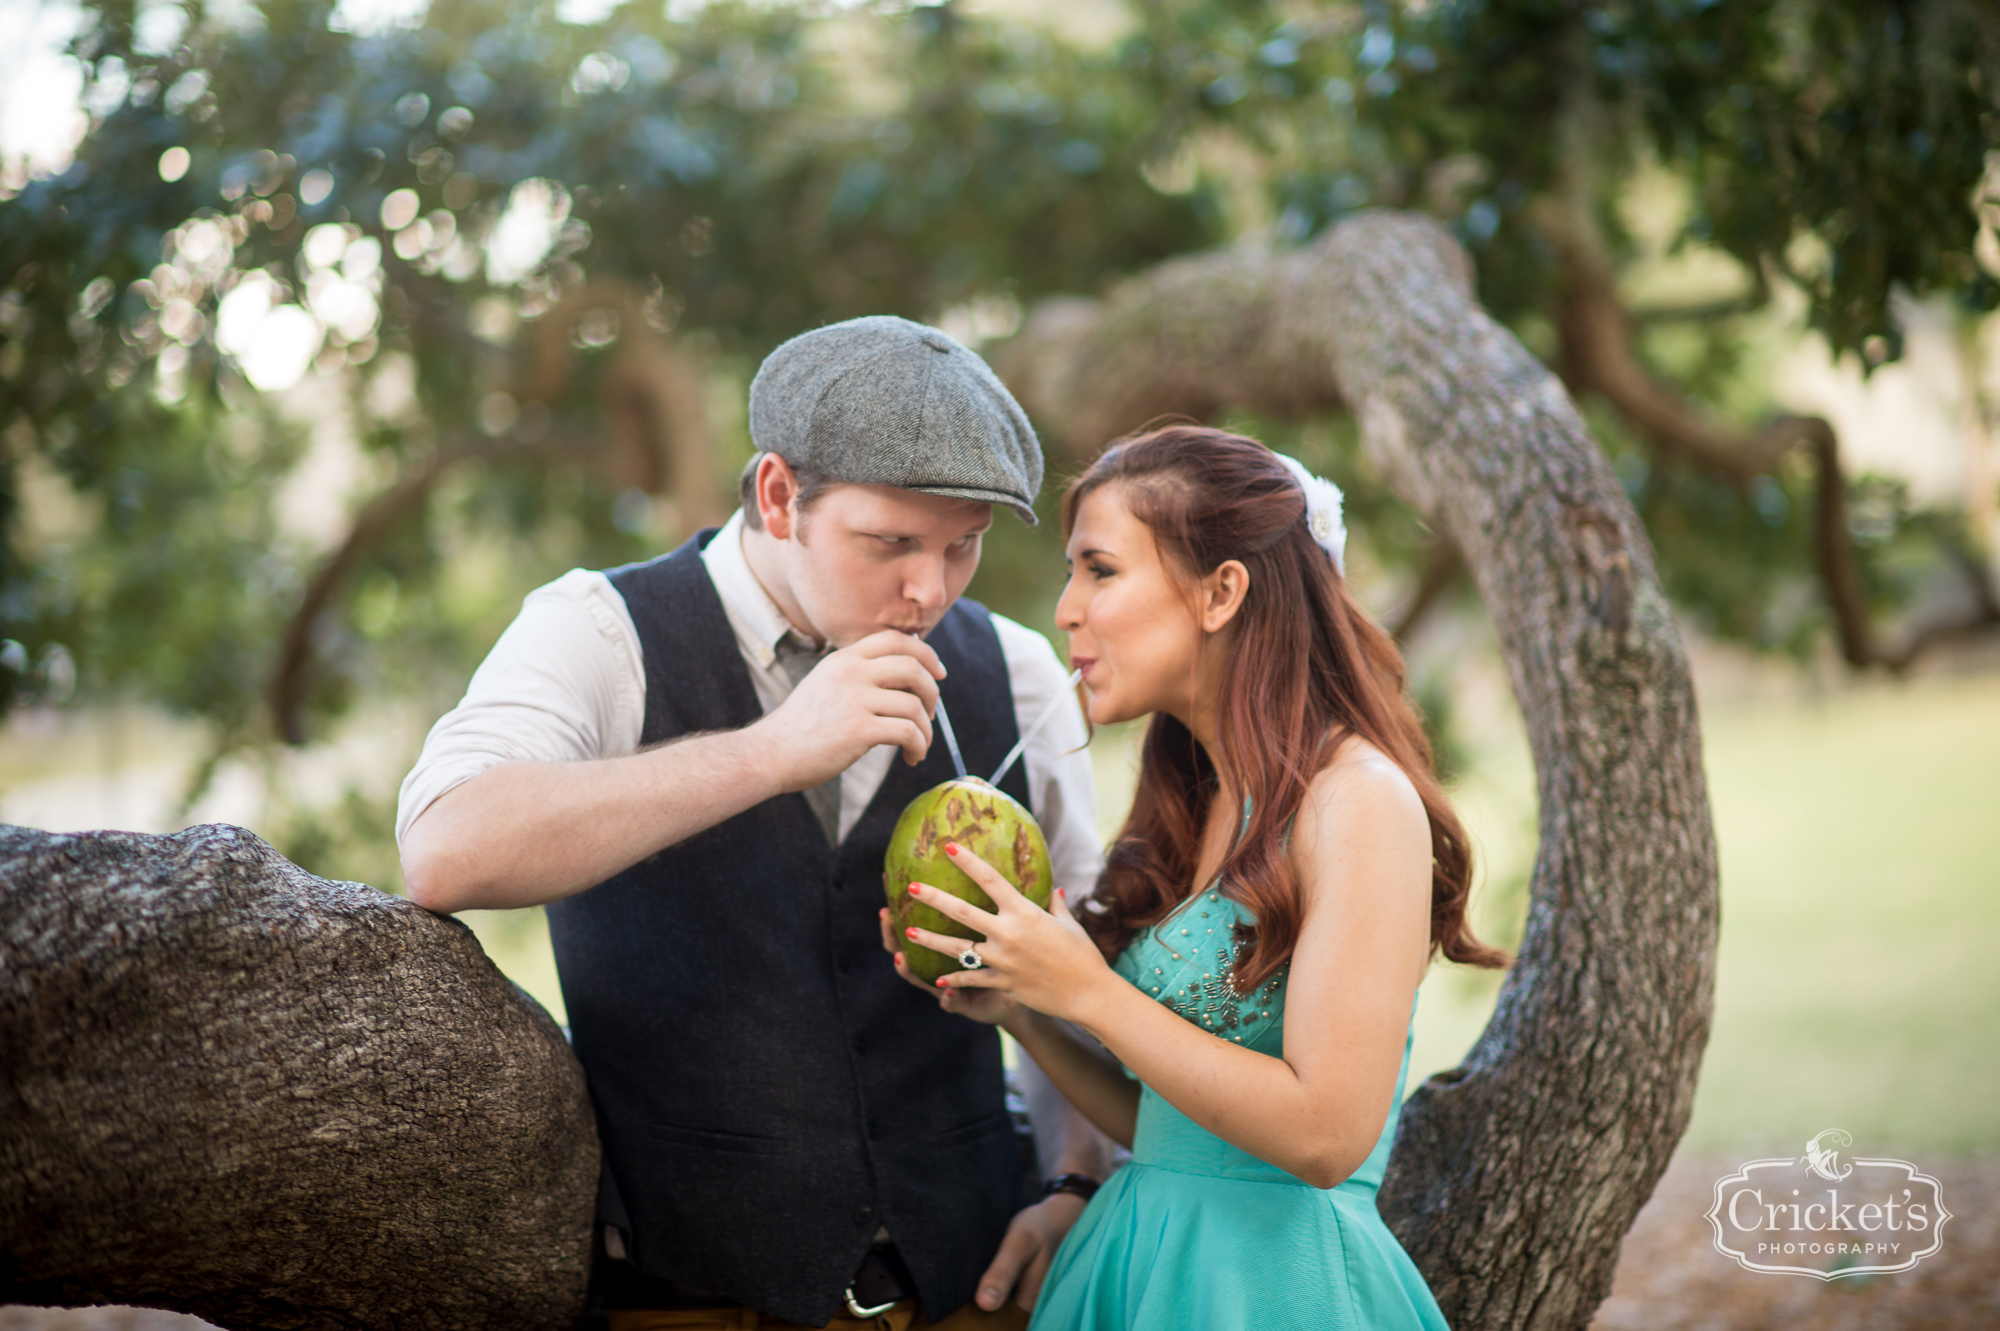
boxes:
[988,667,1085,788]
[933,695,968,779]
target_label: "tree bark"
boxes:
[995,210,1720,1331]
[0,823,598,1331]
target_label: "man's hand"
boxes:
[751,630,945,788]
[975,1192,1088,1313]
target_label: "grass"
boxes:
[1406,667,2000,1156]
[1678,671,2000,1154]
[465,669,2000,1155]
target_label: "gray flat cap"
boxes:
[748,315,1043,524]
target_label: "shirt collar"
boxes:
[702,509,821,671]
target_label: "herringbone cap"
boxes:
[748,316,1043,524]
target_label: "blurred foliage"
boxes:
[0,0,1219,760]
[1318,0,2000,350]
[1,0,1996,818]
[270,780,406,889]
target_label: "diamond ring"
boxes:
[958,945,985,970]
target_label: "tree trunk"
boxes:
[995,210,1721,1331]
[0,823,598,1331]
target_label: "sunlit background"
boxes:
[3,0,1998,1322]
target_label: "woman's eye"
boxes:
[1088,563,1114,579]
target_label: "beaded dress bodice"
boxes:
[1113,887,1288,1054]
[1110,884,1412,1193]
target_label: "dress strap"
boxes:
[1242,793,1298,849]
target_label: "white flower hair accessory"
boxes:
[1273,452,1347,573]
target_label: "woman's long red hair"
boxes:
[1066,425,1508,989]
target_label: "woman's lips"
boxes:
[1071,657,1097,682]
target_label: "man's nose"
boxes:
[904,556,948,610]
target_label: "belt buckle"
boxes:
[844,1284,899,1319]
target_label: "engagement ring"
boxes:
[958,946,985,970]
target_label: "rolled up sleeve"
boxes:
[395,569,645,847]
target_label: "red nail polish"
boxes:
[906,927,919,940]
[936,977,948,988]
[907,882,921,895]
[945,843,959,856]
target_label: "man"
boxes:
[396,316,1109,1330]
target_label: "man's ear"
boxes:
[1199,560,1250,634]
[757,453,799,540]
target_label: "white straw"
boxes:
[988,667,1085,788]
[933,695,968,779]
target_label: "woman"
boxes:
[884,425,1507,1328]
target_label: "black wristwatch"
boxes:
[1039,1172,1100,1204]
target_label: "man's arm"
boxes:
[403,732,781,913]
[403,630,947,914]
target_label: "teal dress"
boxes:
[1028,887,1450,1330]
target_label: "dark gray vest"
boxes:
[548,531,1032,1326]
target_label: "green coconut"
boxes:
[883,777,1052,984]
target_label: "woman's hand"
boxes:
[902,842,1117,1028]
[878,904,1020,1026]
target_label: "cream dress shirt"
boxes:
[395,510,1102,899]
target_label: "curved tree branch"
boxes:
[1627,290,1770,327]
[992,247,1366,458]
[1877,531,2000,669]
[997,211,1719,1331]
[272,280,726,747]
[1391,537,1464,644]
[1543,212,2000,670]
[269,433,588,746]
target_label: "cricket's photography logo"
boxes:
[1706,1129,1953,1278]
[1803,1128,1854,1182]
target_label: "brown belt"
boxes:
[607,1299,1028,1331]
[846,1244,918,1316]
[608,1307,920,1331]
[604,1243,918,1329]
